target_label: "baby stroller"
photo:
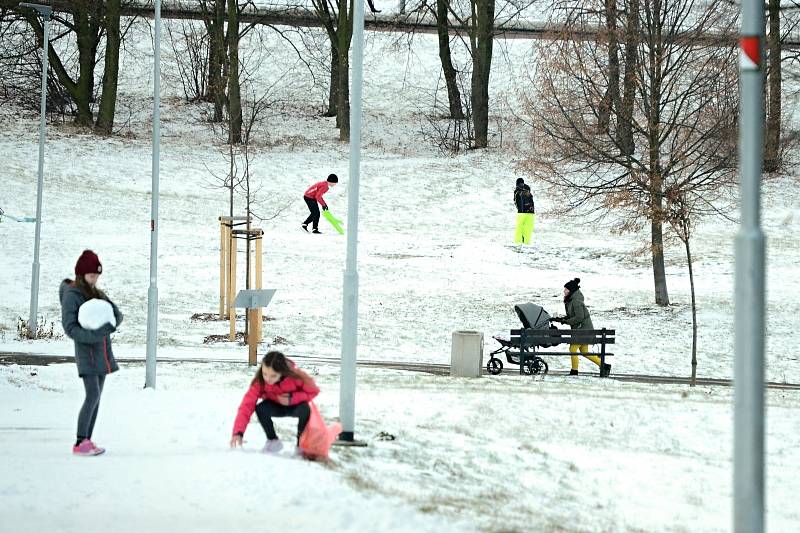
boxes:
[488,303,559,376]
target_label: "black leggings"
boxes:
[255,400,311,444]
[77,374,106,439]
[303,196,320,229]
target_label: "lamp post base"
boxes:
[333,432,368,447]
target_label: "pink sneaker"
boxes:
[72,439,105,456]
[87,440,106,454]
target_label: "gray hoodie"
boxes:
[563,289,594,330]
[59,280,122,376]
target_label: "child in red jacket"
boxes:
[230,351,320,453]
[302,174,338,233]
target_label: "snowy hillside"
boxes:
[1,15,799,533]
[1,21,798,382]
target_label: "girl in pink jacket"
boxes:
[230,351,320,453]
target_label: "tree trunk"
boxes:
[436,0,464,120]
[685,235,697,387]
[765,0,781,172]
[227,0,242,144]
[618,0,638,155]
[470,0,495,148]
[651,216,669,305]
[73,6,100,127]
[311,0,342,125]
[205,0,226,122]
[229,142,235,217]
[325,44,338,118]
[598,0,621,134]
[336,0,352,141]
[648,1,669,306]
[95,0,121,134]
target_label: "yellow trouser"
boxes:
[514,213,536,244]
[570,344,601,370]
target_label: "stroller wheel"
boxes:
[524,357,549,376]
[486,358,503,375]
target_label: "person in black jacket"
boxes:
[514,178,536,244]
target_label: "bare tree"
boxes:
[664,180,736,386]
[434,0,465,119]
[226,0,243,143]
[442,0,495,147]
[19,1,103,127]
[310,0,384,139]
[728,0,799,173]
[518,0,739,306]
[0,10,74,116]
[95,0,121,133]
[166,18,210,103]
[198,0,227,122]
[597,0,621,135]
[3,1,135,132]
[321,0,379,133]
[204,78,290,336]
[421,68,474,152]
[309,0,341,120]
[765,0,782,172]
[443,0,540,148]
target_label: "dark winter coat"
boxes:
[563,289,594,330]
[514,184,535,213]
[59,280,122,376]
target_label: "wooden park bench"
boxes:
[505,328,615,377]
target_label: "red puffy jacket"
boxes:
[303,181,330,208]
[232,374,320,436]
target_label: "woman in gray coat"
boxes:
[60,250,122,456]
[553,278,610,376]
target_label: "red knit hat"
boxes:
[75,250,103,277]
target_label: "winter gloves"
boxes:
[97,323,117,336]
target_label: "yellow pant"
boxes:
[514,213,536,244]
[570,344,601,370]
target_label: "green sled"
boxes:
[323,210,345,234]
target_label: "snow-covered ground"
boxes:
[1,18,799,533]
[2,359,799,532]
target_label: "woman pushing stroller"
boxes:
[552,278,611,377]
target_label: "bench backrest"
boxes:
[511,328,616,345]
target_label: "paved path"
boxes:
[2,351,799,391]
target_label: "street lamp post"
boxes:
[145,0,162,389]
[338,0,366,445]
[20,2,52,339]
[735,1,766,531]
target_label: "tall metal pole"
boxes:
[339,0,366,442]
[145,0,162,389]
[735,1,766,531]
[21,2,52,338]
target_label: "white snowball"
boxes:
[78,298,116,330]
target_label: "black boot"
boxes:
[569,369,579,376]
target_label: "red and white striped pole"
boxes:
[734,4,766,533]
[739,36,761,71]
